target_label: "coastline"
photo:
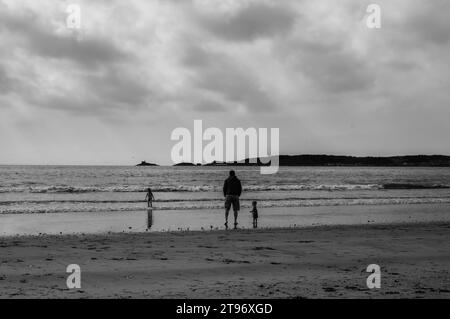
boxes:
[2,203,450,236]
[1,221,449,298]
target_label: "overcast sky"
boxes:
[0,0,449,165]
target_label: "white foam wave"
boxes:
[0,184,383,194]
[2,197,450,214]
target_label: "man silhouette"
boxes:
[223,170,242,229]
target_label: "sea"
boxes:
[1,165,450,235]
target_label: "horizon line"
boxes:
[1,153,450,167]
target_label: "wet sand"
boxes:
[1,222,449,298]
[2,203,450,236]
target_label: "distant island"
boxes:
[136,161,158,167]
[173,162,202,166]
[139,155,450,167]
[204,155,450,167]
[188,155,450,167]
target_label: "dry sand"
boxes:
[0,222,449,298]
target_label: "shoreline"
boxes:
[2,203,450,237]
[1,219,449,240]
[1,221,449,298]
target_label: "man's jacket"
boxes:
[223,176,242,197]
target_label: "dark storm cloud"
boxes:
[182,45,276,111]
[386,60,419,72]
[198,67,275,111]
[0,10,127,68]
[31,66,154,116]
[196,2,297,42]
[299,41,374,93]
[0,61,27,99]
[1,0,450,165]
[191,99,227,112]
[0,7,152,116]
[404,1,450,46]
[181,44,212,68]
[0,65,11,93]
[280,39,375,94]
[83,68,151,107]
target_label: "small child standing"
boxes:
[145,187,155,207]
[250,201,258,228]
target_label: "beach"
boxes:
[2,0,450,304]
[1,166,450,298]
[1,221,449,298]
[1,203,450,236]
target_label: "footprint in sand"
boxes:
[253,247,276,251]
[111,257,124,261]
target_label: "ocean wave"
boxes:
[2,197,450,214]
[1,195,449,206]
[0,183,449,194]
[0,185,216,193]
[0,184,383,193]
[382,183,450,190]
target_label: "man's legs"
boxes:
[225,208,230,226]
[233,196,239,228]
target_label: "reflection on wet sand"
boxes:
[147,208,153,229]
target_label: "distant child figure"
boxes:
[250,201,258,228]
[145,188,155,207]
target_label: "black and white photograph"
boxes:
[0,0,449,304]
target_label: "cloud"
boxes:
[403,1,450,46]
[292,41,375,93]
[82,68,152,109]
[182,45,277,112]
[0,2,156,116]
[1,0,450,165]
[0,65,12,94]
[195,2,297,42]
[0,9,127,68]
